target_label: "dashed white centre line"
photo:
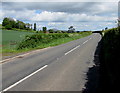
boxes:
[89,38,92,40]
[65,37,92,56]
[1,65,48,92]
[83,40,88,44]
[1,37,93,92]
[65,45,81,55]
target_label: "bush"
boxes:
[17,32,91,50]
[5,24,12,30]
[17,33,69,49]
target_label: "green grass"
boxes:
[17,32,92,50]
[0,24,1,28]
[2,31,92,56]
[1,29,34,53]
[34,32,91,49]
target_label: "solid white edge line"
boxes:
[1,65,48,92]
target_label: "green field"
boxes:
[1,30,34,52]
[1,29,92,56]
[0,24,2,29]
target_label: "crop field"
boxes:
[1,29,92,57]
[1,30,34,52]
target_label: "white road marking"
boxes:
[65,38,92,56]
[89,38,92,40]
[1,65,48,92]
[65,45,81,55]
[0,36,95,92]
[1,36,93,64]
[83,40,88,44]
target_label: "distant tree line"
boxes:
[40,26,76,33]
[2,17,83,33]
[2,17,36,31]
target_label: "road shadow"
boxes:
[82,40,102,93]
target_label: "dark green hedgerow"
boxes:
[100,27,120,91]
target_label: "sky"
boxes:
[0,0,119,31]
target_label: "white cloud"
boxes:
[1,1,118,30]
[0,10,4,20]
[2,9,117,23]
[2,2,118,15]
[31,11,117,22]
[31,11,67,22]
[2,2,117,22]
[93,2,118,15]
[48,22,64,26]
[2,0,120,2]
[3,9,36,21]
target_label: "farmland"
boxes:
[1,29,34,53]
[1,29,92,56]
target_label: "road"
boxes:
[2,33,101,91]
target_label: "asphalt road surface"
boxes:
[2,33,101,91]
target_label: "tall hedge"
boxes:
[100,27,120,91]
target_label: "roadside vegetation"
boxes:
[1,17,92,57]
[2,30,34,53]
[17,32,92,50]
[2,31,92,56]
[99,27,120,91]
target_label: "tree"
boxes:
[16,20,25,29]
[34,23,36,31]
[2,17,33,31]
[2,17,10,26]
[49,29,54,33]
[68,26,75,33]
[117,19,120,32]
[56,30,62,33]
[11,20,16,28]
[5,24,12,30]
[2,17,16,29]
[42,27,47,33]
[105,27,108,30]
[15,20,20,29]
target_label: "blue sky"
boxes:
[0,1,119,31]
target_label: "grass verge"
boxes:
[2,32,92,57]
